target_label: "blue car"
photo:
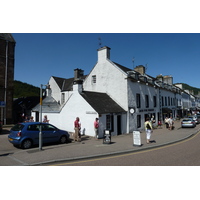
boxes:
[8,122,70,149]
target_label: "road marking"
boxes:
[50,131,200,166]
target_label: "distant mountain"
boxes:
[14,80,40,98]
[176,83,200,95]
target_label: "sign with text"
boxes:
[0,101,5,107]
[103,130,111,144]
[133,131,142,146]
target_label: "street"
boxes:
[49,130,200,166]
[0,122,200,166]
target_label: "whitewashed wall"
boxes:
[48,77,62,103]
[83,48,128,111]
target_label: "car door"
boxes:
[42,124,60,143]
[26,124,40,144]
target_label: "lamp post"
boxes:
[39,84,49,151]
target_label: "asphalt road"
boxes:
[50,130,200,166]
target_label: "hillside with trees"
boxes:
[14,80,40,98]
[176,83,200,95]
[13,80,200,98]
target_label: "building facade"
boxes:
[32,46,198,137]
[0,34,16,124]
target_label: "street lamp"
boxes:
[39,84,49,151]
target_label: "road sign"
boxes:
[0,101,6,107]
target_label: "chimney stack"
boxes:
[134,65,146,75]
[97,46,111,62]
[73,68,84,92]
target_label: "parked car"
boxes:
[181,118,196,128]
[188,115,199,124]
[195,114,200,123]
[0,121,2,133]
[8,122,70,149]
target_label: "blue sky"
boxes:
[13,33,200,89]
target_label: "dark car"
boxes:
[8,122,70,149]
[188,115,199,124]
[181,118,196,128]
[0,120,2,133]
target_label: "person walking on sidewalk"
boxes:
[94,118,99,140]
[165,117,169,129]
[144,117,153,144]
[168,117,174,130]
[74,117,81,142]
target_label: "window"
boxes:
[165,97,167,106]
[61,93,65,104]
[168,97,170,106]
[137,115,141,128]
[153,96,157,107]
[27,125,39,131]
[42,124,56,131]
[92,75,96,84]
[145,95,149,108]
[162,96,164,106]
[106,115,114,131]
[136,93,141,108]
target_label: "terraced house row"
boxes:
[32,46,200,138]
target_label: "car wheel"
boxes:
[22,139,32,149]
[60,135,67,144]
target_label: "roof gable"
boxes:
[52,75,87,91]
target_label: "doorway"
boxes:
[117,115,122,135]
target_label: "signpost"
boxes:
[133,131,142,147]
[103,130,111,144]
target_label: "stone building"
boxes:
[0,33,16,124]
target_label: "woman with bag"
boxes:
[144,118,153,144]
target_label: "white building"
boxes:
[32,46,189,137]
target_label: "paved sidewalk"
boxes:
[1,120,200,166]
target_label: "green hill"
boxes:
[14,80,40,98]
[176,83,200,95]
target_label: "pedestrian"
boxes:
[158,120,162,128]
[74,117,81,142]
[24,116,29,123]
[43,115,49,123]
[165,117,169,129]
[150,115,155,129]
[78,119,81,139]
[144,117,153,144]
[94,118,99,140]
[168,117,174,130]
[29,116,34,122]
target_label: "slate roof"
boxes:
[32,96,60,113]
[81,91,125,114]
[0,33,16,43]
[113,62,132,73]
[52,76,74,91]
[52,75,87,91]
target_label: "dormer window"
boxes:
[92,75,96,84]
[135,73,140,82]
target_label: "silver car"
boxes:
[181,118,196,128]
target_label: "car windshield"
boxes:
[11,124,25,131]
